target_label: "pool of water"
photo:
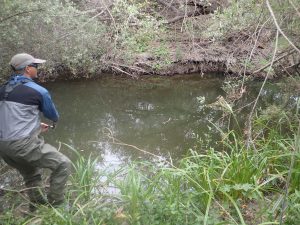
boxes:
[43,74,225,166]
[43,74,298,168]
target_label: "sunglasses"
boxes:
[27,63,39,69]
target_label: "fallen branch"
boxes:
[102,127,174,166]
[164,11,198,24]
[253,49,296,74]
[111,65,138,78]
[107,61,152,77]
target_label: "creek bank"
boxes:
[48,30,297,81]
[113,32,299,79]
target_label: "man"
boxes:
[0,53,71,210]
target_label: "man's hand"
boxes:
[41,122,50,133]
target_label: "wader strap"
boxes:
[4,82,21,100]
[4,79,30,100]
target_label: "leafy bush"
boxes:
[111,0,167,62]
[0,0,108,79]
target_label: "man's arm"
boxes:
[41,91,59,122]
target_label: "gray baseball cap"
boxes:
[10,53,46,70]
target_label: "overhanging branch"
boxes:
[0,9,45,23]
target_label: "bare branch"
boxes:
[288,0,300,18]
[253,49,296,74]
[242,16,270,88]
[266,0,300,55]
[58,9,106,40]
[246,30,280,150]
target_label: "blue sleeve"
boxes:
[24,82,59,122]
[41,91,59,122]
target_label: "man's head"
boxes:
[10,53,46,78]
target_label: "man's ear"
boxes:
[24,66,30,73]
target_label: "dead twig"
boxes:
[286,61,300,69]
[241,16,270,89]
[58,9,106,40]
[107,61,151,77]
[102,127,174,167]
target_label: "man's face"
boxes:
[25,63,39,78]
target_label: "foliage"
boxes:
[0,0,108,79]
[111,0,168,63]
[205,0,300,45]
[205,0,265,39]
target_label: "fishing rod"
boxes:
[47,122,56,129]
[42,122,56,129]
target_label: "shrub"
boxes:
[0,0,108,79]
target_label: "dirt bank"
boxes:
[101,0,298,79]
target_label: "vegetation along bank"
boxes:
[0,0,299,80]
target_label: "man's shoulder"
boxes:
[24,82,48,95]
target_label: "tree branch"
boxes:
[266,0,300,55]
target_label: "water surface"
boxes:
[44,75,298,168]
[44,75,224,166]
